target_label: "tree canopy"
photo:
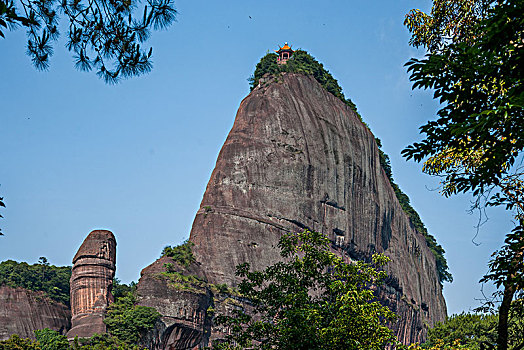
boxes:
[103,292,160,345]
[0,0,176,83]
[212,230,398,350]
[0,258,71,305]
[403,0,524,349]
[403,0,523,195]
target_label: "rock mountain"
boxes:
[0,70,447,348]
[136,72,447,348]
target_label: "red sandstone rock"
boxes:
[136,256,212,349]
[0,285,71,340]
[138,73,447,348]
[66,230,116,340]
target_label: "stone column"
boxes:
[66,230,116,340]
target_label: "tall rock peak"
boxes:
[67,229,116,340]
[137,72,447,347]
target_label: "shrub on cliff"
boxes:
[103,292,160,345]
[34,329,69,350]
[0,258,71,305]
[212,230,397,350]
[161,240,195,267]
[112,278,137,302]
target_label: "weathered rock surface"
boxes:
[137,257,252,350]
[138,73,447,348]
[136,256,212,349]
[0,285,71,340]
[66,230,116,340]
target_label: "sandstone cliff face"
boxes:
[67,230,116,340]
[0,285,71,340]
[136,256,212,349]
[138,73,447,347]
[137,257,248,350]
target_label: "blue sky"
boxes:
[0,0,513,315]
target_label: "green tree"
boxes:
[34,328,69,350]
[404,0,492,52]
[112,278,137,302]
[0,259,71,305]
[103,292,160,345]
[403,0,524,349]
[160,240,195,267]
[212,230,397,350]
[0,0,176,83]
[0,335,41,350]
[71,333,142,350]
[421,313,498,349]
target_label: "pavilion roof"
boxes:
[275,42,294,53]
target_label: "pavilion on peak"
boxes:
[275,42,294,64]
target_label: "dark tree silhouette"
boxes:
[0,0,176,83]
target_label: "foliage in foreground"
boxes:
[34,328,70,350]
[0,291,159,349]
[403,0,524,348]
[212,230,397,350]
[0,334,41,350]
[0,258,71,305]
[403,0,524,195]
[422,313,498,349]
[0,0,176,83]
[103,292,160,345]
[72,333,143,349]
[0,331,139,350]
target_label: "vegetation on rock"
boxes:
[161,240,196,267]
[376,138,451,284]
[161,262,207,293]
[249,50,359,116]
[103,292,161,345]
[0,258,71,305]
[112,278,137,301]
[212,229,398,350]
[34,328,70,350]
[0,331,145,350]
[0,292,159,350]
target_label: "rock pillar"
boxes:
[66,230,116,340]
